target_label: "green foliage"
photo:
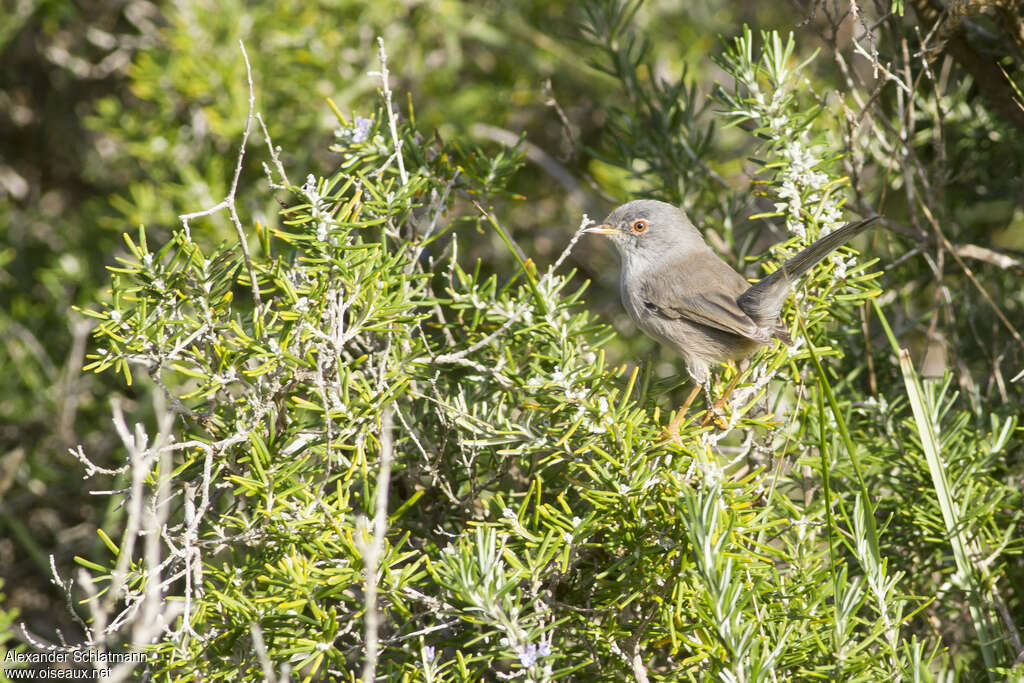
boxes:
[70,19,1024,679]
[81,68,628,677]
[4,0,1022,680]
[0,0,626,644]
[0,579,22,681]
[580,0,720,210]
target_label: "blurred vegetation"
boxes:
[2,0,1023,679]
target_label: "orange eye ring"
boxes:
[630,219,648,234]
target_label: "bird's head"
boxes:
[584,200,705,264]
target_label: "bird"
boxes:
[584,199,878,432]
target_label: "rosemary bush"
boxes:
[55,8,1023,683]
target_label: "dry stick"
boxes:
[901,31,963,380]
[251,624,277,683]
[360,40,413,675]
[178,40,262,308]
[899,34,1022,346]
[841,0,1019,407]
[375,37,407,186]
[256,111,291,188]
[362,405,394,683]
[104,414,177,683]
[844,20,1016,369]
[954,243,1024,272]
[917,200,1024,347]
[409,168,459,272]
[58,317,92,444]
[257,128,290,199]
[64,397,184,682]
[894,29,1024,347]
[101,399,151,616]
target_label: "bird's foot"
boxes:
[662,384,703,444]
[699,370,744,430]
[663,408,690,445]
[699,404,730,430]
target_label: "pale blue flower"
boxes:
[518,643,539,668]
[353,117,372,143]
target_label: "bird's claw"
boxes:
[699,404,731,430]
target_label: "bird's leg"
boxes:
[700,366,749,430]
[701,381,715,413]
[704,368,745,421]
[665,383,703,443]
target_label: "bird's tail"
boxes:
[737,216,879,324]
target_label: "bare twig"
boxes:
[954,243,1024,272]
[178,41,262,307]
[361,405,395,682]
[57,317,93,444]
[256,111,291,188]
[251,624,278,682]
[374,38,408,186]
[917,200,1024,347]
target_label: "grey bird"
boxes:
[584,199,878,425]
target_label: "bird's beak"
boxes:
[582,223,618,235]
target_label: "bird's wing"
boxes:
[639,253,773,343]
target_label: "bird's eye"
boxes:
[630,219,648,234]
